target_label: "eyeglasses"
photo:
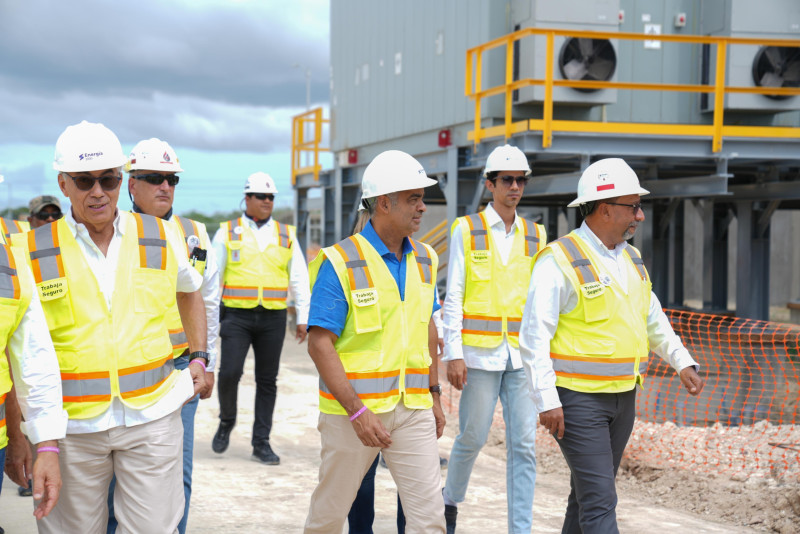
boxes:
[62,172,122,192]
[135,173,180,187]
[34,211,62,221]
[604,201,643,214]
[492,175,529,187]
[248,193,274,201]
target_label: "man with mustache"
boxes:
[520,157,705,533]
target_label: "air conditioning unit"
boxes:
[701,0,800,112]
[513,0,620,106]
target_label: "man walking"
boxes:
[32,120,208,534]
[212,172,310,464]
[520,158,704,533]
[304,150,446,533]
[442,144,544,533]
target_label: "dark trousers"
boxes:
[555,387,637,534]
[218,306,287,446]
[348,455,406,534]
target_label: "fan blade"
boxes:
[563,59,588,80]
[760,71,784,88]
[579,38,595,58]
[782,60,800,84]
[588,57,615,80]
[763,47,784,71]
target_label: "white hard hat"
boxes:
[53,120,128,172]
[244,172,279,194]
[568,158,650,207]
[483,144,531,177]
[360,150,437,201]
[126,138,183,173]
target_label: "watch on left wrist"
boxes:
[429,384,442,395]
[189,351,210,365]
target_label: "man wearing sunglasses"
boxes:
[441,144,544,534]
[31,121,208,534]
[520,158,704,533]
[27,196,63,229]
[211,172,310,465]
[101,138,219,534]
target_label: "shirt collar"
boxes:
[242,213,272,229]
[65,208,124,239]
[484,203,522,233]
[360,220,413,258]
[579,221,628,258]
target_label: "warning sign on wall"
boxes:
[644,23,662,49]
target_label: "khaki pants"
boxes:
[304,402,445,534]
[38,410,184,534]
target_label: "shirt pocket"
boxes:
[468,250,491,281]
[339,350,384,373]
[227,241,243,263]
[133,269,172,315]
[37,278,76,331]
[351,288,382,334]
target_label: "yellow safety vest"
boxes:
[26,213,179,420]
[546,231,651,393]
[456,212,545,348]
[220,218,295,309]
[164,215,210,357]
[1,218,30,240]
[308,234,437,415]
[0,245,34,449]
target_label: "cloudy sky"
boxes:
[0,0,331,215]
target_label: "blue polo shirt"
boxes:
[308,221,440,337]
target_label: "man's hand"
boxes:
[437,338,444,357]
[32,444,61,519]
[5,432,33,487]
[296,324,308,344]
[432,395,446,439]
[539,407,565,439]
[200,371,215,400]
[446,359,468,391]
[188,361,206,397]
[680,366,705,396]
[351,409,392,448]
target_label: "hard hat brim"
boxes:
[567,186,650,208]
[361,174,438,199]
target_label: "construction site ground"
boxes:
[3,330,798,533]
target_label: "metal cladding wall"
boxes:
[329,0,510,155]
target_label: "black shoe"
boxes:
[444,504,457,534]
[212,421,234,453]
[18,481,32,497]
[252,441,280,465]
[439,456,448,469]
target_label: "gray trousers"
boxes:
[554,386,637,534]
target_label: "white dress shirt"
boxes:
[212,214,311,324]
[519,221,699,413]
[442,203,529,371]
[9,276,68,444]
[168,215,221,371]
[65,210,203,434]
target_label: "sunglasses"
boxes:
[493,175,529,187]
[248,193,274,201]
[135,173,180,187]
[34,211,62,221]
[63,172,122,192]
[604,201,643,214]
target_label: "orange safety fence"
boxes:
[439,309,800,481]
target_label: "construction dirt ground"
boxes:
[3,330,799,533]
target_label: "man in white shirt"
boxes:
[519,158,705,533]
[211,173,310,465]
[442,145,545,534]
[33,121,207,534]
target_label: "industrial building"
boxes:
[292,0,800,321]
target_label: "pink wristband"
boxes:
[349,406,368,422]
[189,359,207,372]
[37,447,60,454]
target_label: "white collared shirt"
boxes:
[519,221,699,413]
[442,203,527,371]
[64,210,203,434]
[167,214,221,371]
[212,214,311,324]
[9,277,68,444]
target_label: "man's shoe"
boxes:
[212,421,234,453]
[18,481,32,497]
[252,441,280,465]
[444,504,457,534]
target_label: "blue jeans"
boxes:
[444,360,537,534]
[107,355,199,534]
[0,446,6,494]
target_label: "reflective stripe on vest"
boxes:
[334,237,374,290]
[462,314,503,336]
[410,240,433,284]
[625,246,648,281]
[0,245,21,300]
[466,213,488,251]
[134,213,167,270]
[276,221,292,249]
[175,215,199,255]
[222,285,259,300]
[118,356,175,399]
[1,218,24,239]
[521,218,542,257]
[169,328,189,353]
[404,368,430,394]
[0,394,6,429]
[61,370,112,403]
[319,370,400,401]
[227,218,243,241]
[553,235,599,285]
[551,353,649,381]
[28,224,65,283]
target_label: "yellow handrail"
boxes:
[465,28,800,153]
[291,107,330,185]
[418,219,449,272]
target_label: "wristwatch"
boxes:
[189,351,210,365]
[429,384,442,395]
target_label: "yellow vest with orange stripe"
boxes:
[456,212,546,348]
[546,231,651,393]
[308,233,437,415]
[0,245,34,449]
[164,215,210,357]
[220,218,295,309]
[26,213,179,420]
[1,218,30,241]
